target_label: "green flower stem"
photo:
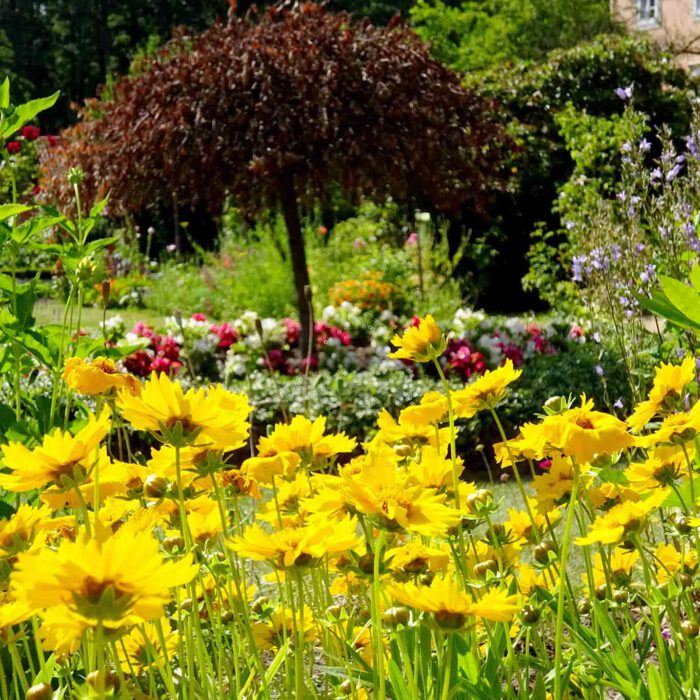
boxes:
[371,529,386,699]
[553,459,580,700]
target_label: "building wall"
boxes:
[612,0,700,70]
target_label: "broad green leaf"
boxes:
[0,77,9,110]
[2,91,60,138]
[646,663,665,700]
[0,203,32,222]
[690,264,700,291]
[659,275,700,327]
[662,475,700,509]
[634,289,700,333]
[89,197,109,219]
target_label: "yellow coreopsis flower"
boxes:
[654,543,697,584]
[399,391,449,426]
[519,396,634,463]
[10,520,197,640]
[627,356,695,432]
[385,539,450,577]
[518,563,558,596]
[636,402,700,448]
[117,619,179,674]
[117,373,250,450]
[453,360,522,419]
[343,458,460,537]
[63,356,140,397]
[505,499,561,545]
[406,445,464,492]
[389,575,519,630]
[531,455,593,514]
[227,515,362,569]
[0,503,53,559]
[242,452,302,486]
[0,411,110,492]
[575,490,667,546]
[256,415,356,466]
[587,548,639,591]
[624,447,687,495]
[388,315,446,362]
[252,604,318,650]
[372,409,452,452]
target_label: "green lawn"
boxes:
[33,299,163,329]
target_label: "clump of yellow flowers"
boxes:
[1,317,700,699]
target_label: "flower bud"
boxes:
[180,598,193,612]
[221,610,234,624]
[339,680,353,695]
[578,598,592,615]
[682,620,700,638]
[673,514,692,534]
[466,489,492,513]
[163,535,185,553]
[613,589,628,604]
[382,606,410,628]
[144,474,169,499]
[533,541,556,564]
[25,684,52,700]
[252,596,269,614]
[521,604,540,625]
[86,670,120,692]
[595,584,608,600]
[473,559,498,578]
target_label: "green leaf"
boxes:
[690,264,700,292]
[662,475,700,509]
[2,91,60,139]
[387,659,411,700]
[0,77,10,111]
[659,275,700,327]
[89,197,109,219]
[634,289,700,333]
[0,203,32,223]
[646,663,665,700]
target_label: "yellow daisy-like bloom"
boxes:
[531,455,592,514]
[343,458,460,537]
[654,543,697,584]
[399,391,449,426]
[10,520,197,640]
[388,315,446,362]
[257,474,313,526]
[385,539,451,577]
[185,507,223,547]
[587,482,640,510]
[518,563,558,596]
[242,452,302,486]
[117,619,179,674]
[453,360,522,419]
[0,503,53,559]
[505,499,561,545]
[406,445,464,492]
[636,402,700,448]
[372,409,452,452]
[0,411,110,492]
[227,515,361,569]
[575,490,667,546]
[519,395,634,463]
[63,356,140,397]
[256,415,356,465]
[624,447,687,494]
[117,373,250,450]
[39,449,131,511]
[627,356,695,432]
[587,548,639,590]
[252,604,318,650]
[389,576,520,630]
[349,625,388,669]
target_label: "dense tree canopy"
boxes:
[43,4,507,343]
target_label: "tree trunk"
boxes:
[279,173,313,355]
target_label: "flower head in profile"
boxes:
[575,490,667,546]
[0,503,53,560]
[252,604,317,650]
[388,315,446,362]
[388,576,519,630]
[227,515,361,569]
[453,360,522,418]
[624,446,687,494]
[519,395,634,463]
[587,548,639,591]
[343,457,460,537]
[654,543,697,584]
[117,373,249,449]
[373,408,452,452]
[255,415,356,467]
[63,356,140,397]
[627,357,695,432]
[117,619,179,674]
[636,401,700,448]
[385,539,450,578]
[10,520,197,648]
[399,391,449,426]
[0,411,110,492]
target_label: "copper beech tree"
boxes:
[42,3,507,347]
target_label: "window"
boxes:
[696,0,700,17]
[638,0,658,24]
